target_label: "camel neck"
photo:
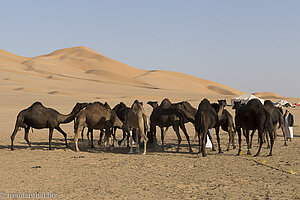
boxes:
[217,106,224,121]
[58,108,79,124]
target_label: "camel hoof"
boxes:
[212,148,216,151]
[11,148,14,151]
[189,149,193,153]
[118,141,122,146]
[128,151,133,154]
[268,153,272,156]
[254,154,259,157]
[91,145,95,149]
[218,151,223,154]
[202,153,207,157]
[143,152,147,155]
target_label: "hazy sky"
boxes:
[1,1,299,97]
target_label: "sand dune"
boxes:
[0,46,244,98]
[253,92,283,99]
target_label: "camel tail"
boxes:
[264,109,273,133]
[200,111,206,134]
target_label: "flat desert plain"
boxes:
[0,47,299,199]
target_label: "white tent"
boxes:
[231,94,264,105]
[273,100,293,107]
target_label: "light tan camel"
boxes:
[123,100,149,154]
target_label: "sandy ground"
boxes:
[0,93,299,200]
[0,47,299,199]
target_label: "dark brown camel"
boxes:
[74,102,123,152]
[11,101,87,150]
[148,98,193,152]
[194,99,226,157]
[233,99,274,156]
[79,102,118,148]
[210,102,236,151]
[249,100,287,148]
[112,102,132,147]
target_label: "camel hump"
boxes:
[160,98,172,109]
[264,100,274,107]
[28,102,44,110]
[31,101,43,107]
[198,98,211,110]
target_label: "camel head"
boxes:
[218,99,227,107]
[147,101,158,108]
[232,101,241,110]
[104,102,111,109]
[132,100,143,110]
[72,102,88,113]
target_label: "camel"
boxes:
[112,102,132,147]
[123,100,148,154]
[74,102,123,152]
[194,99,226,157]
[148,100,196,124]
[210,102,236,151]
[249,100,287,148]
[233,99,274,156]
[11,101,88,150]
[148,98,193,152]
[80,102,112,148]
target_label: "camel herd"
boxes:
[10,98,287,157]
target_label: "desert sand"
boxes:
[0,47,299,199]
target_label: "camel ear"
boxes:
[140,102,143,106]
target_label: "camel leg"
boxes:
[160,127,165,151]
[55,126,69,148]
[244,129,251,155]
[268,131,275,156]
[150,123,157,150]
[172,123,182,152]
[98,129,104,146]
[24,127,31,148]
[136,128,140,153]
[215,127,223,153]
[48,127,54,150]
[11,126,20,151]
[90,129,95,148]
[250,130,256,148]
[236,126,242,156]
[179,122,193,152]
[201,127,208,157]
[208,130,216,151]
[254,128,264,157]
[266,129,270,149]
[195,126,201,153]
[81,127,85,141]
[128,130,133,154]
[117,128,124,146]
[11,115,25,151]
